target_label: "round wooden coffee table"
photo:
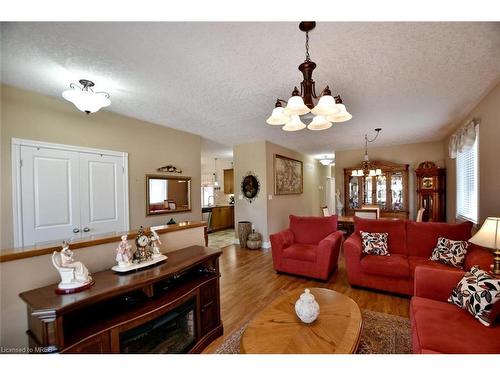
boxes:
[240,288,363,354]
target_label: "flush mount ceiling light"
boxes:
[62,79,111,114]
[266,22,352,131]
[319,156,334,166]
[351,128,383,177]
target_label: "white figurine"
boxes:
[335,189,344,216]
[116,235,133,268]
[150,229,162,258]
[52,241,93,292]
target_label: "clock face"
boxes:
[422,177,433,189]
[137,235,149,247]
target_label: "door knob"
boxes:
[73,228,80,233]
[83,227,90,232]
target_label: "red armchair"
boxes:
[411,267,500,353]
[270,215,343,281]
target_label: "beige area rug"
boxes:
[214,310,412,354]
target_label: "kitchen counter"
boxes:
[202,204,234,212]
[202,205,234,232]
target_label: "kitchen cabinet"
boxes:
[210,206,234,232]
[223,169,234,194]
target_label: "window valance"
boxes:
[448,119,478,159]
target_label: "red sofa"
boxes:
[270,215,343,281]
[411,267,500,353]
[344,217,493,295]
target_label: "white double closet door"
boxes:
[15,140,129,247]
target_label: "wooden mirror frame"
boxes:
[146,175,192,216]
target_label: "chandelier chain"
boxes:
[305,31,310,61]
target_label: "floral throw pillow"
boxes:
[429,237,469,269]
[360,231,389,256]
[448,266,500,326]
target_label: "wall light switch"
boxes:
[238,194,243,200]
[268,195,273,200]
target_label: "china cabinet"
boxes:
[344,161,409,219]
[415,161,446,222]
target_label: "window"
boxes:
[201,186,214,206]
[456,131,478,223]
[149,179,167,204]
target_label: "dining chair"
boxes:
[354,208,378,219]
[416,207,425,222]
[360,204,380,219]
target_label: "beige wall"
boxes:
[233,141,324,245]
[335,141,445,220]
[0,227,205,349]
[445,82,500,223]
[233,141,268,242]
[266,141,322,237]
[1,85,202,248]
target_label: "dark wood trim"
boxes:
[0,221,207,263]
[189,324,223,353]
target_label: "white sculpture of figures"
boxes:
[150,229,162,258]
[52,242,93,292]
[116,235,133,268]
[335,189,344,216]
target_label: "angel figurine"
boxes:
[116,235,133,268]
[150,229,162,258]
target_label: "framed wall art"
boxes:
[241,172,260,203]
[274,154,303,195]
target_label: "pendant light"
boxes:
[266,22,352,131]
[62,79,111,114]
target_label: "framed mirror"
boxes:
[146,175,191,216]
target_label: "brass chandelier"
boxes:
[352,128,382,177]
[266,22,352,131]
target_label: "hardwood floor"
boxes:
[203,244,410,353]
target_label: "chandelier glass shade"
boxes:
[319,156,334,166]
[266,22,352,131]
[62,79,111,114]
[282,115,306,132]
[351,128,382,177]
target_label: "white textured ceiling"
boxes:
[1,22,500,156]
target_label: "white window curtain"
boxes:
[448,119,478,159]
[453,120,479,223]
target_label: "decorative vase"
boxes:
[246,230,262,250]
[295,289,320,324]
[238,221,252,249]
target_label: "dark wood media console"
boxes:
[19,246,223,353]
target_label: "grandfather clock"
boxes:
[415,161,446,222]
